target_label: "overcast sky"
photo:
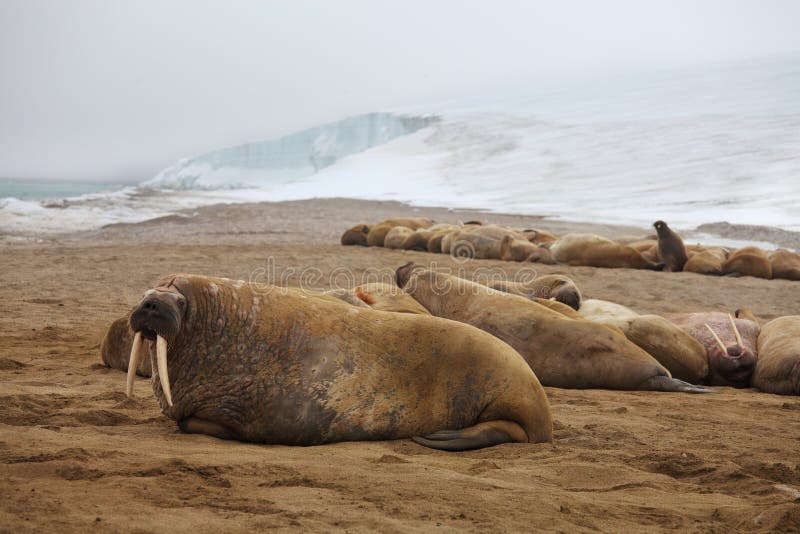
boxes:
[1,0,799,182]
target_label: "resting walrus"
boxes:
[549,234,664,270]
[667,311,759,387]
[483,274,582,311]
[753,316,800,395]
[101,315,151,376]
[366,218,434,247]
[770,249,800,281]
[721,246,773,279]
[578,299,708,383]
[396,264,710,393]
[340,224,372,246]
[125,274,553,450]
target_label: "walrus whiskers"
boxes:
[728,314,744,349]
[704,324,727,354]
[156,335,173,407]
[126,331,142,398]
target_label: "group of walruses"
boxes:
[342,217,800,280]
[102,242,800,451]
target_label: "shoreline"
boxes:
[3,197,799,251]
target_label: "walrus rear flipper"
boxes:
[640,376,714,394]
[412,420,527,451]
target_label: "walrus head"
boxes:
[653,220,670,236]
[703,315,757,387]
[341,224,372,246]
[128,277,191,407]
[544,276,582,311]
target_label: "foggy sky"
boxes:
[1,0,799,182]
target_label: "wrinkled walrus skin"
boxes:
[396,264,710,393]
[126,274,553,451]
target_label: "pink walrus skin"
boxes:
[667,310,759,388]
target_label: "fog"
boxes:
[1,0,799,182]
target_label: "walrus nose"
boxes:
[727,345,742,358]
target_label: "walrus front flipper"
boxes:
[178,417,236,440]
[640,376,714,394]
[412,420,527,451]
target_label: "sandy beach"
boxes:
[1,198,799,532]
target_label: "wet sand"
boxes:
[1,198,799,532]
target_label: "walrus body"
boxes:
[383,226,416,249]
[484,275,582,311]
[578,299,708,383]
[667,312,759,387]
[770,249,800,281]
[653,221,688,272]
[399,224,459,251]
[445,225,527,260]
[340,224,372,246]
[550,234,664,270]
[753,316,800,395]
[366,218,433,247]
[397,264,709,393]
[684,247,729,276]
[125,275,552,450]
[721,246,772,279]
[101,315,151,376]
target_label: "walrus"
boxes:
[549,234,664,270]
[483,274,582,311]
[721,246,773,279]
[445,225,530,260]
[125,274,553,450]
[667,311,759,387]
[396,263,710,393]
[499,236,555,264]
[100,315,151,376]
[753,316,800,395]
[398,224,459,251]
[684,247,730,276]
[340,224,372,246]
[653,221,688,272]
[770,249,800,281]
[383,226,416,249]
[578,299,708,383]
[366,218,434,247]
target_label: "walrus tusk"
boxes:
[156,335,174,407]
[704,324,727,354]
[728,314,744,349]
[126,331,142,398]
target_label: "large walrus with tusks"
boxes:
[125,274,553,450]
[667,310,759,387]
[396,264,710,393]
[753,316,800,395]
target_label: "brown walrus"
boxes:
[667,311,759,387]
[499,236,556,264]
[549,234,664,270]
[684,247,730,276]
[383,226,416,249]
[483,274,582,311]
[721,246,773,279]
[444,225,528,260]
[101,315,151,376]
[578,299,708,383]
[340,224,372,246]
[769,249,800,281]
[366,218,434,247]
[397,263,710,393]
[125,274,553,450]
[753,316,800,395]
[653,220,688,272]
[399,224,459,251]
